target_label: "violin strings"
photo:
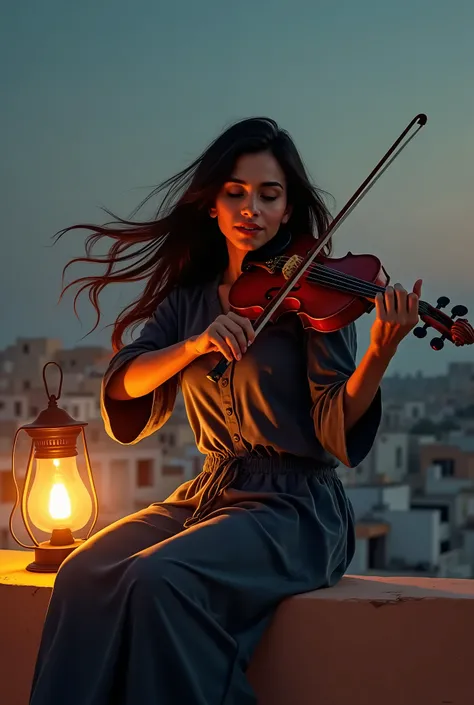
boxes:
[305,269,449,328]
[270,256,451,330]
[272,254,389,301]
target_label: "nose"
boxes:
[241,192,260,217]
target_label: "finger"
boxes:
[213,318,246,358]
[394,283,408,315]
[413,279,423,298]
[221,318,249,354]
[374,292,386,319]
[217,326,243,360]
[407,291,420,319]
[383,286,396,317]
[223,333,243,360]
[227,312,256,344]
[212,332,234,362]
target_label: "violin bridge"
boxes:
[282,255,304,280]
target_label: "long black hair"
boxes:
[58,116,334,351]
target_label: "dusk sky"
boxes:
[2,0,473,375]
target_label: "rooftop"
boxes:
[1,549,473,705]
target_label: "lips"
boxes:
[234,223,263,232]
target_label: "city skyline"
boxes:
[2,1,474,374]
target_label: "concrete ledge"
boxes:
[1,550,473,705]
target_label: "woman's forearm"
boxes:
[343,343,395,431]
[106,337,201,400]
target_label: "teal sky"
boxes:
[2,0,473,375]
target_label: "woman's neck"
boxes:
[222,246,246,286]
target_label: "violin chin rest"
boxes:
[242,226,293,267]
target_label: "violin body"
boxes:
[230,233,389,333]
[228,232,474,350]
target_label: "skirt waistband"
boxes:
[184,455,337,530]
[203,453,338,478]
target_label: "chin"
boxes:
[237,239,263,251]
[231,232,273,252]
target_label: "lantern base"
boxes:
[26,539,84,573]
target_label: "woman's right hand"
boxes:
[191,312,256,361]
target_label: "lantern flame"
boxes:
[49,482,72,520]
[48,459,72,520]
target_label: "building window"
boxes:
[23,379,31,391]
[395,447,403,469]
[433,458,455,478]
[14,401,22,417]
[29,406,38,417]
[136,459,154,487]
[159,432,176,446]
[22,343,30,354]
[72,405,80,418]
[0,471,16,503]
[192,457,203,476]
[162,465,183,476]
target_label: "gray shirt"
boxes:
[101,276,381,468]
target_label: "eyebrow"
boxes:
[227,178,283,189]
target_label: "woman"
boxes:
[30,117,421,705]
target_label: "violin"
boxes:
[207,114,474,383]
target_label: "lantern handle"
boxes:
[42,361,63,403]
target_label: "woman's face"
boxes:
[211,151,292,252]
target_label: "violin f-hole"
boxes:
[265,285,300,301]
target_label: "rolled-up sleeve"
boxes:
[101,289,180,445]
[305,323,381,468]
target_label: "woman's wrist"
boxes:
[367,340,398,364]
[185,335,203,359]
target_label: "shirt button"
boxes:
[233,433,240,443]
[221,378,229,387]
[226,407,233,416]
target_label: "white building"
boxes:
[342,429,436,488]
[346,468,473,579]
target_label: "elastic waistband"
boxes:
[183,454,337,529]
[203,453,337,479]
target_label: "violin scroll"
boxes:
[414,296,474,351]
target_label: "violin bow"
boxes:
[207,114,428,383]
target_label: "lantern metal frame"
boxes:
[9,362,99,572]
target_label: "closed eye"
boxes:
[227,193,278,202]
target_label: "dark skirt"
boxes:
[30,454,355,705]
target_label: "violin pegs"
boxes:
[436,296,450,309]
[430,335,446,351]
[451,304,468,318]
[413,323,429,339]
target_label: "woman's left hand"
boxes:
[370,280,422,357]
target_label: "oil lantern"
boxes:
[9,362,99,572]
